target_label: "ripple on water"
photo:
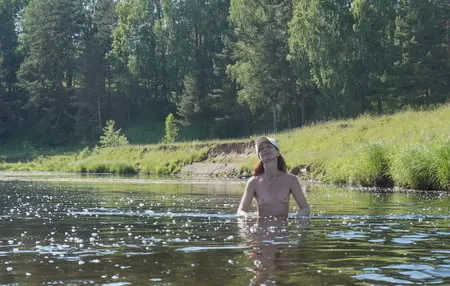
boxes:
[69,209,236,219]
[382,264,436,271]
[431,249,450,254]
[378,263,450,281]
[399,270,434,280]
[424,267,450,278]
[175,245,249,253]
[353,273,414,284]
[391,233,433,244]
[327,231,367,239]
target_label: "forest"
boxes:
[0,0,448,147]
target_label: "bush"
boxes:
[162,113,180,143]
[99,120,129,148]
[78,147,91,159]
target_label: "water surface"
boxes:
[1,178,450,285]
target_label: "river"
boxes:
[1,175,450,285]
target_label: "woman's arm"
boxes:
[290,175,311,217]
[237,177,256,217]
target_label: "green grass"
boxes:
[267,105,450,190]
[2,104,450,190]
[0,143,211,176]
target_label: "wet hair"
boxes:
[252,155,287,176]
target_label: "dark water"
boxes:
[1,178,450,285]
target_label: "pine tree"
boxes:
[229,0,299,130]
[0,0,27,143]
[391,0,450,107]
[99,120,129,148]
[18,0,85,144]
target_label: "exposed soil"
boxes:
[206,142,255,157]
[181,141,255,177]
[180,141,311,177]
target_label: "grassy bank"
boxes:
[1,105,450,190]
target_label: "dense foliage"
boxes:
[0,0,448,147]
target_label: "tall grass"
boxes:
[389,141,450,190]
[433,141,450,190]
[325,143,390,186]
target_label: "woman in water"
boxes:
[237,136,310,218]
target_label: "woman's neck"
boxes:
[263,159,281,178]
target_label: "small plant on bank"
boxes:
[99,120,129,148]
[162,113,180,143]
[77,147,91,159]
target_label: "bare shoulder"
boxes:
[283,172,299,182]
[246,176,258,186]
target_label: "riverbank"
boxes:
[1,105,450,191]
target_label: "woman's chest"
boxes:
[255,180,291,204]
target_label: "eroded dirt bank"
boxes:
[181,141,255,176]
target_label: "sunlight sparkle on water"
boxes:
[1,180,450,285]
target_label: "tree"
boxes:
[351,0,397,113]
[389,0,450,107]
[18,0,86,144]
[175,0,238,138]
[288,3,317,125]
[0,0,28,143]
[228,0,299,131]
[99,119,128,148]
[112,0,176,121]
[289,0,359,119]
[162,113,179,143]
[177,72,207,127]
[77,0,116,140]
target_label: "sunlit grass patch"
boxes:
[69,160,136,174]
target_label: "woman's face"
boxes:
[257,142,279,161]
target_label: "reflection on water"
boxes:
[238,216,310,285]
[0,180,450,285]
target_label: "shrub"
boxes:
[99,120,129,148]
[78,147,91,159]
[162,113,180,143]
